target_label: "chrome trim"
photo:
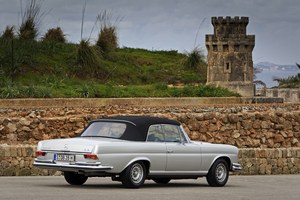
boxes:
[232,163,242,172]
[34,159,54,163]
[39,151,90,154]
[75,161,102,166]
[93,119,136,126]
[33,161,113,171]
[149,171,208,176]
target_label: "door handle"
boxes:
[167,150,173,153]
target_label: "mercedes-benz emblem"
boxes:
[64,144,68,150]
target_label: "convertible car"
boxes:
[33,116,241,188]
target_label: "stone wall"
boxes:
[256,88,299,103]
[0,144,60,176]
[1,106,300,148]
[1,144,299,176]
[1,104,300,176]
[238,148,300,175]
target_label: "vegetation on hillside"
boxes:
[0,0,241,99]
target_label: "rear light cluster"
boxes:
[36,151,46,156]
[84,154,98,159]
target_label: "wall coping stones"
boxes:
[0,97,285,109]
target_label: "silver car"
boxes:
[33,116,241,188]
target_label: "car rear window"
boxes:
[81,122,127,138]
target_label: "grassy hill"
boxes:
[0,38,240,98]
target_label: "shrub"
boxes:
[42,27,66,43]
[75,39,101,75]
[154,82,168,90]
[1,25,15,39]
[182,46,206,72]
[19,0,47,40]
[96,10,123,58]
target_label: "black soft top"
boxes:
[80,116,180,141]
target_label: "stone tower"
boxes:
[205,16,255,96]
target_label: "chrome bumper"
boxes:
[33,159,113,172]
[231,163,242,172]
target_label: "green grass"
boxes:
[0,37,242,98]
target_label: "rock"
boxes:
[19,118,31,126]
[284,121,292,130]
[261,121,271,129]
[229,114,239,123]
[7,123,17,133]
[19,168,31,176]
[253,120,261,129]
[28,112,36,118]
[242,120,252,130]
[274,134,284,143]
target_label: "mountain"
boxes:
[254,62,299,71]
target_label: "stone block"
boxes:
[282,166,290,174]
[19,168,31,176]
[26,147,33,157]
[271,167,282,175]
[266,165,272,175]
[259,149,266,158]
[290,166,298,174]
[2,167,15,176]
[259,165,266,174]
[265,149,274,159]
[10,147,17,157]
[268,159,277,166]
[274,148,283,158]
[277,158,286,167]
[0,146,5,157]
[1,160,10,169]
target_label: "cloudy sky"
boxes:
[0,0,299,65]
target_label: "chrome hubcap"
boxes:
[130,163,143,184]
[215,163,227,182]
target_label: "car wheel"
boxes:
[121,161,146,188]
[153,178,171,184]
[64,171,88,185]
[206,158,229,187]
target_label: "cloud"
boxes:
[0,0,299,64]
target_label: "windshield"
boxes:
[81,122,127,138]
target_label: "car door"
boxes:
[146,125,168,172]
[163,125,201,171]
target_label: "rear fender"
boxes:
[121,157,151,174]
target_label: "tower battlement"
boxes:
[211,16,249,37]
[212,16,249,25]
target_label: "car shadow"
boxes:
[38,181,240,190]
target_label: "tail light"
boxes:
[84,154,98,159]
[36,151,46,156]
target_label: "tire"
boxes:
[153,178,171,184]
[121,161,146,188]
[206,158,229,187]
[64,171,88,185]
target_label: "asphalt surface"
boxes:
[0,175,299,200]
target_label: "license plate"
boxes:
[54,154,75,161]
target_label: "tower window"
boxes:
[234,45,239,52]
[224,61,231,73]
[213,45,218,52]
[223,45,228,52]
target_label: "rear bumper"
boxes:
[231,163,242,172]
[33,159,113,172]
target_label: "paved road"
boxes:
[0,175,299,200]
